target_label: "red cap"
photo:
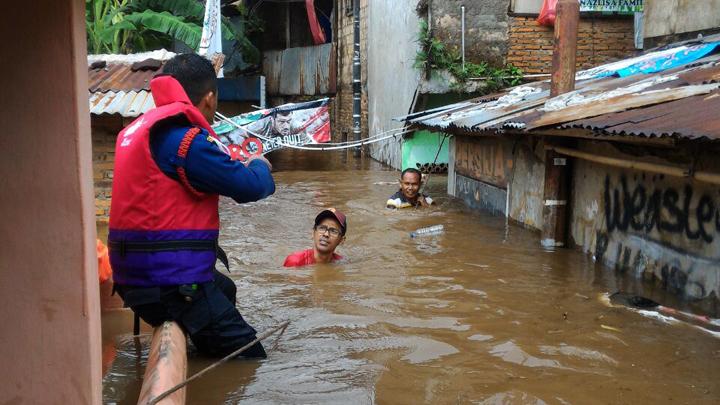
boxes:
[314,208,347,234]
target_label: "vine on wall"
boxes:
[414,20,523,93]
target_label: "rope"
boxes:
[146,320,290,405]
[417,133,449,208]
[215,110,408,148]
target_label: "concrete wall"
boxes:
[570,141,720,302]
[508,16,637,74]
[366,0,421,168]
[0,1,102,403]
[644,0,720,40]
[431,0,511,66]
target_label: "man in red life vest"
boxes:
[284,209,347,267]
[108,54,274,358]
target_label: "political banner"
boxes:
[198,0,223,76]
[213,98,331,159]
[580,0,643,13]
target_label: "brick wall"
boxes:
[334,0,369,142]
[91,116,123,224]
[508,16,637,74]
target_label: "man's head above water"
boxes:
[161,53,218,123]
[313,208,347,258]
[399,168,423,202]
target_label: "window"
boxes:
[511,0,544,14]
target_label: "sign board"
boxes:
[580,0,643,13]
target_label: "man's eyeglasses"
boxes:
[315,225,342,237]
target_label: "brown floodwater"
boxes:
[101,150,720,404]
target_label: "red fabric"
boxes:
[109,75,219,231]
[283,249,342,267]
[537,0,558,26]
[305,0,326,45]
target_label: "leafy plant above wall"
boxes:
[85,0,262,65]
[413,20,523,93]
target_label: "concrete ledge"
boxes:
[454,173,507,216]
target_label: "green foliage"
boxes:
[124,10,202,48]
[85,0,261,65]
[414,21,524,93]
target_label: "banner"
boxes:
[199,0,223,76]
[580,0,643,13]
[213,98,331,158]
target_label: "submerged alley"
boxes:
[2,1,720,404]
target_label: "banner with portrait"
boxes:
[213,98,331,159]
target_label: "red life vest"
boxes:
[108,75,220,286]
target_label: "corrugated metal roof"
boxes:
[401,37,720,141]
[88,50,224,117]
[559,89,720,140]
[89,90,156,117]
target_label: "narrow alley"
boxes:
[101,150,720,404]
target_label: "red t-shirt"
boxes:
[283,249,342,267]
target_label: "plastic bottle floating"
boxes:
[410,225,445,238]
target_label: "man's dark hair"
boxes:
[401,168,422,181]
[161,54,217,105]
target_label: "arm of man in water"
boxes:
[151,125,275,203]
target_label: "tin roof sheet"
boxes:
[401,38,720,141]
[87,50,223,116]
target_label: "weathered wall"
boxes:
[508,16,636,74]
[449,135,545,228]
[367,0,420,168]
[263,44,335,96]
[92,116,124,224]
[570,142,720,301]
[644,0,720,40]
[508,139,545,230]
[431,0,511,66]
[0,1,102,403]
[450,134,720,302]
[335,0,369,144]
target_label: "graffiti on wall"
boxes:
[603,174,720,249]
[455,137,511,188]
[593,173,720,299]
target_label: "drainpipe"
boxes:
[461,5,465,71]
[541,0,579,248]
[352,0,361,157]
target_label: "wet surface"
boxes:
[102,150,720,404]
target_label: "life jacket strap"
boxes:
[109,239,218,254]
[176,127,206,198]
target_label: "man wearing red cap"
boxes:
[284,208,347,267]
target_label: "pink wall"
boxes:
[0,1,102,403]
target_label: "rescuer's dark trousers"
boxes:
[115,269,266,358]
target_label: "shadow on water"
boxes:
[102,150,720,404]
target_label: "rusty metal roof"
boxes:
[559,89,720,140]
[400,37,720,141]
[88,50,224,117]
